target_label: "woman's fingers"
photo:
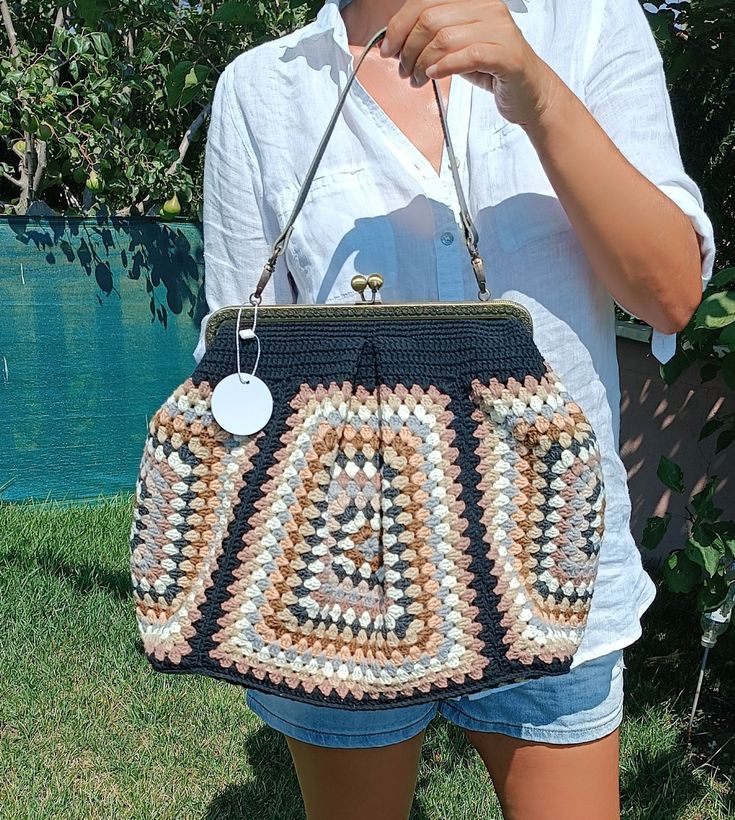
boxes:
[380,0,517,85]
[380,0,461,59]
[397,5,481,77]
[411,25,500,85]
[379,0,549,126]
[423,43,514,84]
[381,0,509,62]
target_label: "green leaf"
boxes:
[647,8,676,44]
[721,322,735,351]
[20,111,39,133]
[698,575,729,612]
[642,514,671,550]
[699,416,724,441]
[711,530,735,564]
[685,537,723,578]
[691,478,722,520]
[166,60,193,105]
[184,67,200,89]
[665,47,698,83]
[722,354,735,390]
[657,455,685,493]
[664,550,701,594]
[75,0,113,27]
[212,2,260,24]
[700,362,719,383]
[712,520,735,540]
[694,291,735,330]
[166,61,210,108]
[692,520,716,547]
[708,266,735,288]
[90,32,113,58]
[660,349,692,386]
[715,429,735,453]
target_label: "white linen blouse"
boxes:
[193,0,716,698]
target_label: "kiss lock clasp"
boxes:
[351,273,384,303]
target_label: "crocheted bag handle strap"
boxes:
[250,25,489,304]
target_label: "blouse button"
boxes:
[440,231,455,246]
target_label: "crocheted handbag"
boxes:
[129,26,605,709]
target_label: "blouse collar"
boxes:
[312,0,370,59]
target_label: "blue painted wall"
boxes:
[0,215,206,504]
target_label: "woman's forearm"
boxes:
[382,0,705,333]
[522,74,703,335]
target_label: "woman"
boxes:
[193,0,715,817]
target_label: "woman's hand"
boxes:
[381,0,705,336]
[379,0,561,131]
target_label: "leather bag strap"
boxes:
[250,25,489,304]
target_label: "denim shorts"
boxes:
[244,648,625,749]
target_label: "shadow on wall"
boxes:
[618,336,734,564]
[3,213,205,327]
[0,214,205,503]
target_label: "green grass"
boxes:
[1,495,733,819]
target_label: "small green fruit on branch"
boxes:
[159,193,181,219]
[85,170,104,192]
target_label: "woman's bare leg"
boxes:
[285,729,426,820]
[463,726,621,820]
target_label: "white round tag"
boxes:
[211,372,273,436]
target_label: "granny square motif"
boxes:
[129,318,604,709]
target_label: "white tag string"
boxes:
[235,301,262,383]
[211,298,273,435]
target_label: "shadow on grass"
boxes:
[1,547,132,600]
[200,720,451,820]
[202,724,305,820]
[621,570,735,817]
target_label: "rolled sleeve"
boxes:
[652,183,716,360]
[583,0,716,362]
[193,65,275,364]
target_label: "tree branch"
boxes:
[166,102,211,174]
[3,172,22,188]
[18,131,35,213]
[23,6,67,209]
[32,140,48,195]
[0,0,18,56]
[61,182,81,212]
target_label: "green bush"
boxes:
[637,3,734,610]
[643,0,733,268]
[0,0,319,217]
